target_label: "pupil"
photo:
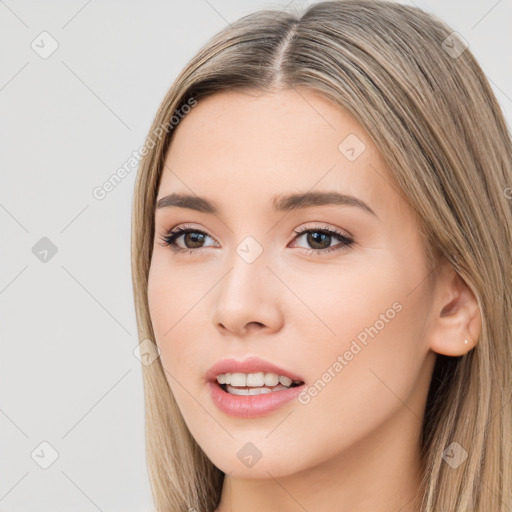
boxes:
[308,232,330,249]
[185,232,205,248]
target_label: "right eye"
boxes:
[158,224,217,253]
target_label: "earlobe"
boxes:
[428,259,482,357]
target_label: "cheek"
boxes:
[147,254,209,396]
[288,253,429,417]
[276,253,397,345]
[147,256,188,371]
[147,252,201,339]
[284,299,427,470]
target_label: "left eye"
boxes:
[158,224,354,256]
[291,227,354,254]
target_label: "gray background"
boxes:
[1,0,511,511]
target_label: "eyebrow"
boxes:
[155,191,377,217]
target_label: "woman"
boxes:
[130,1,512,510]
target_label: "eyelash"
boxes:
[158,223,354,257]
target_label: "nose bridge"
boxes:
[220,235,271,305]
[213,233,283,333]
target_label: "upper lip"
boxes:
[206,356,305,383]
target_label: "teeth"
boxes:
[226,384,290,395]
[264,373,279,386]
[216,371,302,388]
[247,372,265,387]
[230,373,247,387]
[279,375,292,387]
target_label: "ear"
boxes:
[428,257,482,356]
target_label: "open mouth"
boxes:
[206,358,306,401]
[208,365,307,417]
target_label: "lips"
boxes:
[205,356,305,384]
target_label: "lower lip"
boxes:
[208,381,305,418]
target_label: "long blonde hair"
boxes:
[130,1,512,510]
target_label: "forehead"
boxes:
[159,88,403,218]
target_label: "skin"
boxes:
[147,87,482,512]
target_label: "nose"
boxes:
[212,248,284,336]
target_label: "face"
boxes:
[147,88,438,479]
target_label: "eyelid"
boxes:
[160,221,351,240]
[292,222,352,239]
[160,223,219,248]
